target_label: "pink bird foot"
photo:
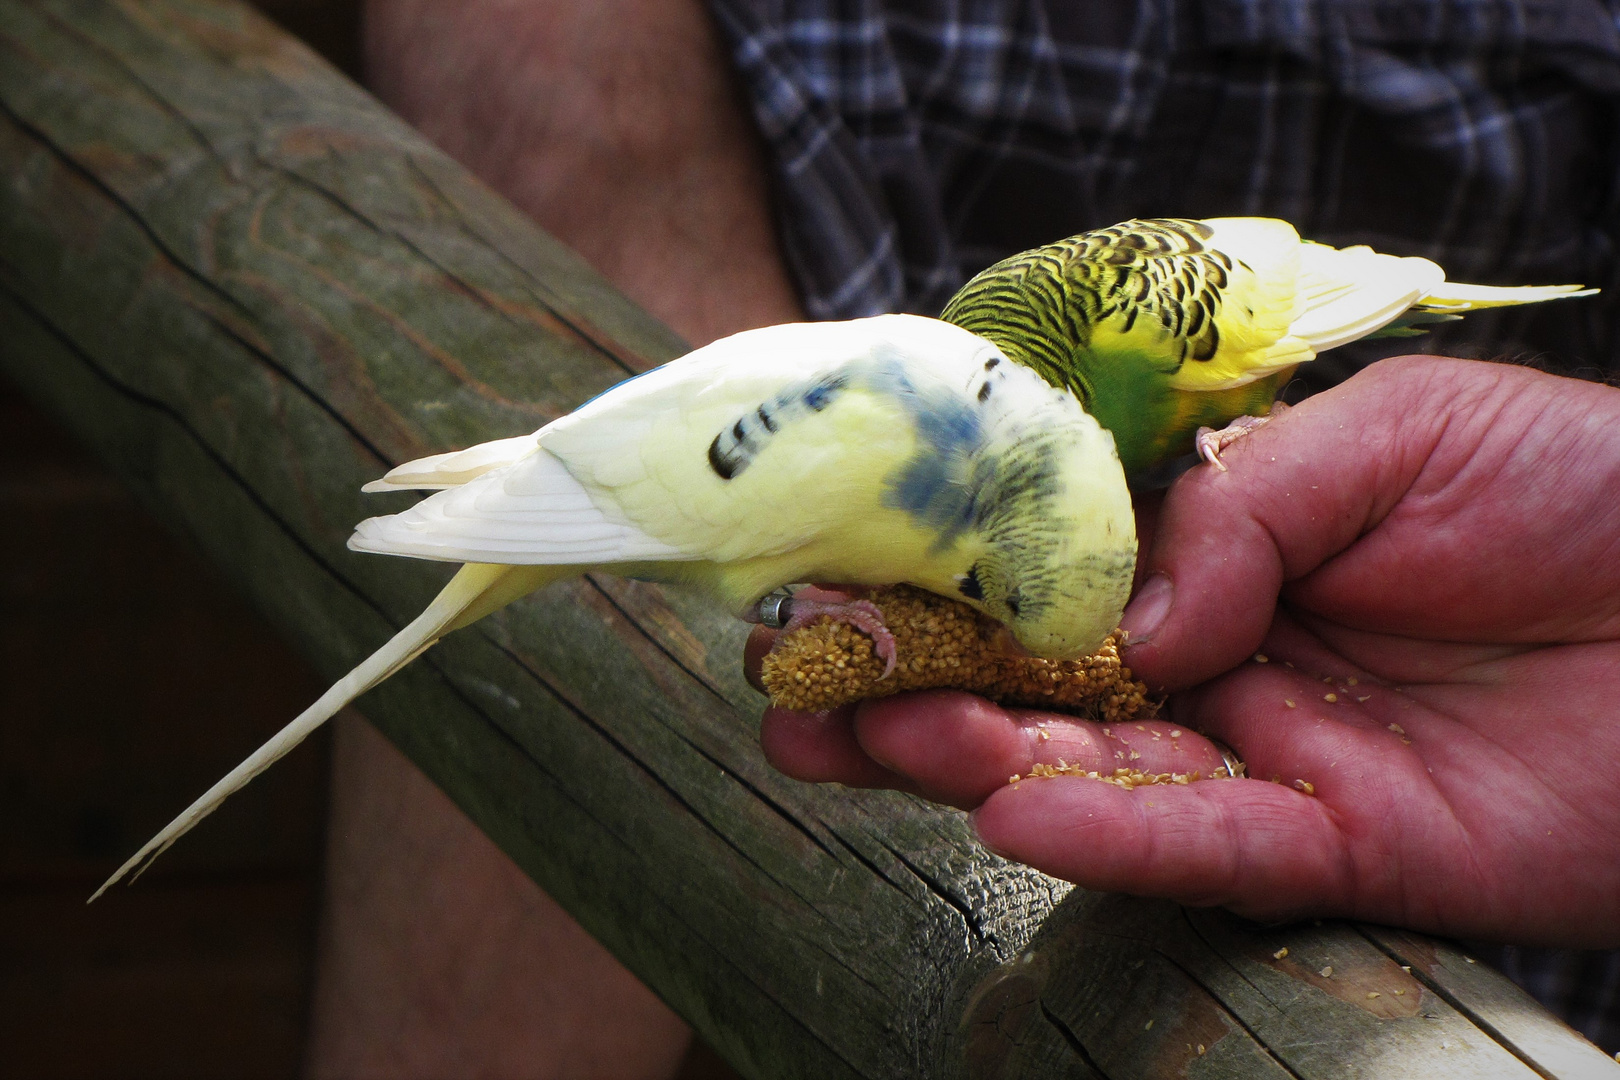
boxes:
[751,590,899,679]
[1195,401,1290,471]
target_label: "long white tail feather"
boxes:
[90,561,550,901]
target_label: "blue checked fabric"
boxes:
[708,0,1620,378]
[708,0,1620,1053]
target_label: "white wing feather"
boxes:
[350,315,1003,568]
[1288,242,1445,350]
[350,447,687,564]
[360,434,541,492]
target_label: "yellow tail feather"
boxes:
[90,561,562,901]
[1417,282,1598,311]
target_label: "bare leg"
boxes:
[752,592,900,678]
[306,715,694,1079]
[362,0,801,345]
[308,2,803,1076]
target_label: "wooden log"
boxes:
[0,0,1613,1075]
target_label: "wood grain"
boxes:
[0,0,1611,1075]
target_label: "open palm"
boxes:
[756,356,1620,947]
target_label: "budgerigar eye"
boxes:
[957,565,984,601]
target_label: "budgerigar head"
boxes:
[886,338,1138,659]
[951,432,1136,659]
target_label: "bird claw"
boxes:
[1195,402,1289,471]
[754,593,898,679]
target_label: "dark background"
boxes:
[1,4,737,1076]
[1,8,350,1074]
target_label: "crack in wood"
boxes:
[1355,927,1561,1080]
[23,0,231,167]
[0,268,397,626]
[884,844,990,947]
[1181,908,1285,1010]
[0,102,400,466]
[1157,952,1310,1080]
[1036,1000,1112,1080]
[583,575,733,705]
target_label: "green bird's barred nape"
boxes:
[942,219,1236,395]
[939,240,1102,410]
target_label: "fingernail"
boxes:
[1119,574,1173,645]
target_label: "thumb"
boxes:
[1117,356,1457,691]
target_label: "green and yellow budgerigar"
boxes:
[941,217,1595,477]
[95,314,1137,897]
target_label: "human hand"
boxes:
[752,356,1620,946]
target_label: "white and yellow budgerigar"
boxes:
[94,313,1137,897]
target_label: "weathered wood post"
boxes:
[1,0,1613,1075]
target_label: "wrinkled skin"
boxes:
[749,356,1620,948]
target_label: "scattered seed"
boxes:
[1285,699,1297,708]
[1367,991,1381,999]
[1357,695,1371,702]
[1273,947,1289,959]
[1294,779,1316,796]
[1170,729,1182,738]
[1037,729,1050,740]
[1197,1044,1206,1055]
[1347,677,1358,686]
[1393,989,1406,996]
[1324,693,1338,703]
[1465,957,1475,964]
[1320,966,1333,978]
[1388,723,1406,735]
[1145,1019,1154,1030]
[1009,775,1021,784]
[1255,654,1269,663]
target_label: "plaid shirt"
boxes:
[709,0,1620,380]
[708,0,1620,1053]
